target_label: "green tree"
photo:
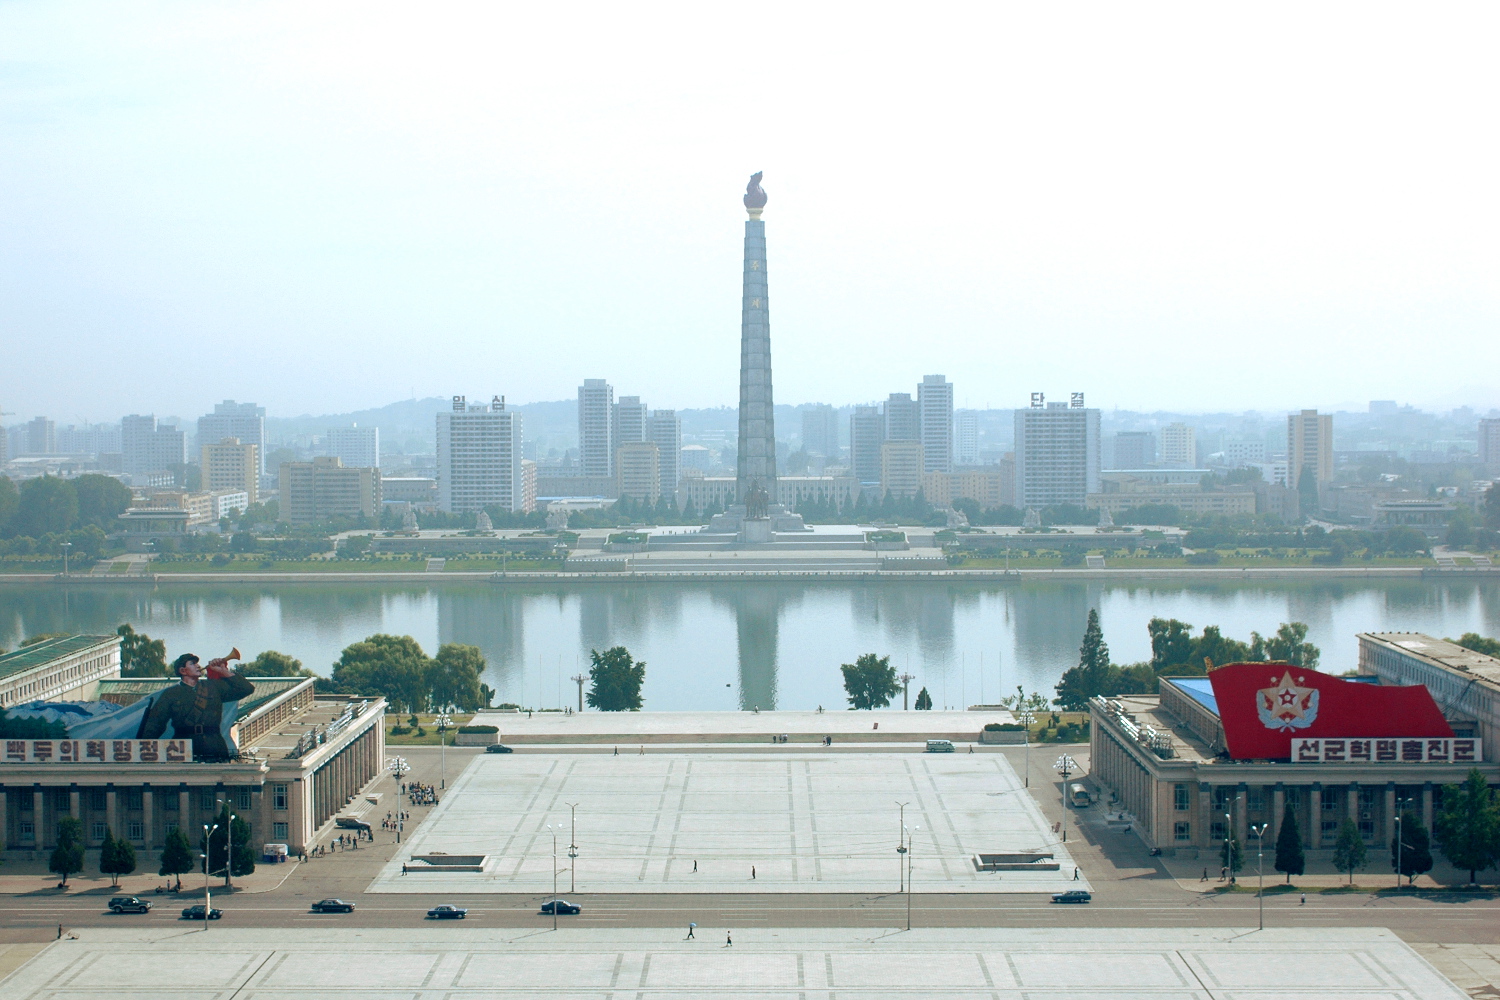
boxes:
[72,474,133,529]
[49,815,86,886]
[1446,506,1476,548]
[585,646,645,711]
[116,624,168,677]
[914,686,933,710]
[1485,483,1500,531]
[245,650,314,677]
[1297,468,1319,515]
[1447,633,1500,658]
[1273,809,1305,884]
[158,826,196,891]
[1433,769,1500,885]
[0,475,18,535]
[840,653,901,710]
[429,643,486,712]
[1392,811,1434,886]
[99,826,137,886]
[1332,818,1366,885]
[330,634,431,712]
[1220,833,1242,876]
[1148,618,1196,671]
[479,683,496,708]
[205,806,256,882]
[1055,609,1112,709]
[15,476,78,538]
[1251,622,1320,669]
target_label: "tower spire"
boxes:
[737,172,775,505]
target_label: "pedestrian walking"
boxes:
[686,922,696,940]
[693,860,697,872]
[1200,868,1207,881]
[726,931,732,947]
[1073,867,1079,881]
[613,746,618,756]
[751,866,756,880]
[402,863,408,875]
[1299,893,1305,906]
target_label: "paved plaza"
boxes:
[371,751,1084,894]
[0,928,1468,1000]
[466,710,1014,742]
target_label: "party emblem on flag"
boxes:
[1256,671,1319,732]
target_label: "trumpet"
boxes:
[205,647,242,677]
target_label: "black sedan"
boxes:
[1050,890,1092,904]
[485,744,513,754]
[539,899,581,915]
[427,904,468,919]
[310,899,356,913]
[180,904,224,920]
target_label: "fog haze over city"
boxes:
[4,3,1498,421]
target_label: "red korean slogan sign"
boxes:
[2,739,193,764]
[1207,663,1452,761]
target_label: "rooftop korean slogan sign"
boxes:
[1207,663,1453,760]
[3,739,193,764]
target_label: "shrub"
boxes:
[458,724,499,734]
[984,722,1027,731]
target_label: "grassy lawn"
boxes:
[152,558,431,573]
[950,550,1442,569]
[383,712,480,745]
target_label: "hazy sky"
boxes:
[3,3,1498,424]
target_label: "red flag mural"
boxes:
[1207,662,1452,760]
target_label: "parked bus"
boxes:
[1068,783,1092,807]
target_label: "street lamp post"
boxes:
[202,822,218,932]
[1020,710,1034,787]
[548,824,559,931]
[895,801,909,892]
[897,673,915,710]
[570,674,586,712]
[1224,810,1233,883]
[435,711,452,789]
[387,757,410,842]
[1250,822,1268,930]
[903,824,919,931]
[60,541,72,577]
[567,802,579,893]
[1393,794,1413,888]
[1054,755,1078,842]
[215,799,238,889]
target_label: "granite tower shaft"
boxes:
[737,172,776,504]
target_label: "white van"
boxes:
[925,739,955,753]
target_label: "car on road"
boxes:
[484,744,513,754]
[334,816,373,833]
[925,739,955,753]
[180,904,223,920]
[427,904,468,919]
[310,899,356,913]
[108,896,152,914]
[1050,890,1092,904]
[539,899,581,915]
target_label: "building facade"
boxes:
[279,457,382,524]
[801,404,840,459]
[917,375,953,473]
[201,438,259,506]
[613,396,648,445]
[1014,399,1101,509]
[883,393,919,443]
[955,412,979,466]
[121,415,188,482]
[436,395,524,513]
[1110,431,1156,469]
[922,467,1008,509]
[1478,418,1500,470]
[1358,633,1499,750]
[647,411,682,497]
[326,425,379,470]
[197,401,266,475]
[1159,422,1196,468]
[578,380,615,478]
[1288,409,1334,487]
[849,406,884,483]
[616,441,661,502]
[25,417,56,455]
[880,440,924,497]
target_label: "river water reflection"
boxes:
[2,579,1496,711]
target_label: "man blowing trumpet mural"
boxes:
[138,648,255,761]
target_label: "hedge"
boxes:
[457,725,499,734]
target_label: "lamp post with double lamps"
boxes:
[215,798,238,889]
[1019,711,1034,787]
[1054,755,1078,842]
[902,823,920,931]
[1393,794,1414,888]
[547,824,559,930]
[435,711,452,789]
[59,541,72,577]
[895,801,909,892]
[567,802,579,893]
[1250,822,1268,929]
[201,821,218,931]
[387,757,410,842]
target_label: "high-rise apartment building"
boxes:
[201,437,259,506]
[1159,422,1196,468]
[1013,397,1101,509]
[1110,431,1155,469]
[1478,418,1500,468]
[613,396,648,445]
[955,411,979,466]
[801,404,840,458]
[917,375,953,473]
[578,380,615,478]
[436,395,525,513]
[121,415,187,482]
[197,401,266,474]
[278,456,382,524]
[849,406,884,483]
[1287,409,1334,487]
[647,410,682,497]
[616,441,661,502]
[25,417,56,455]
[326,425,379,470]
[880,440,924,497]
[883,393,919,442]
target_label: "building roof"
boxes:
[96,677,309,721]
[0,634,117,682]
[1363,633,1500,690]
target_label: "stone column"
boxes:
[0,787,8,851]
[68,784,80,823]
[33,786,47,849]
[142,785,155,848]
[1421,783,1434,833]
[1308,784,1322,849]
[1384,783,1397,848]
[106,784,118,839]
[1198,783,1212,850]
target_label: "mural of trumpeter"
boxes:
[138,650,255,761]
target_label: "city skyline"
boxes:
[3,7,1498,419]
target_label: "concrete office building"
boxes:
[879,440,924,497]
[1478,418,1500,470]
[326,425,379,470]
[436,395,524,513]
[1288,409,1334,487]
[578,380,615,478]
[922,467,1007,509]
[647,411,682,497]
[614,396,648,445]
[1159,422,1196,468]
[1220,439,1266,467]
[197,400,266,474]
[120,415,187,483]
[883,393,919,442]
[680,444,711,472]
[918,375,953,473]
[25,417,56,455]
[1110,431,1155,469]
[616,441,661,502]
[1013,397,1101,509]
[201,437,259,506]
[279,457,382,524]
[955,411,979,466]
[849,406,884,483]
[1359,633,1499,749]
[801,404,840,458]
[381,477,437,504]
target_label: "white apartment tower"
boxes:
[578,380,615,478]
[613,396,648,445]
[1013,395,1101,509]
[1159,422,1196,468]
[326,425,379,470]
[955,411,979,466]
[1287,409,1334,487]
[647,410,682,497]
[918,374,954,473]
[121,415,188,482]
[197,400,266,473]
[437,395,524,513]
